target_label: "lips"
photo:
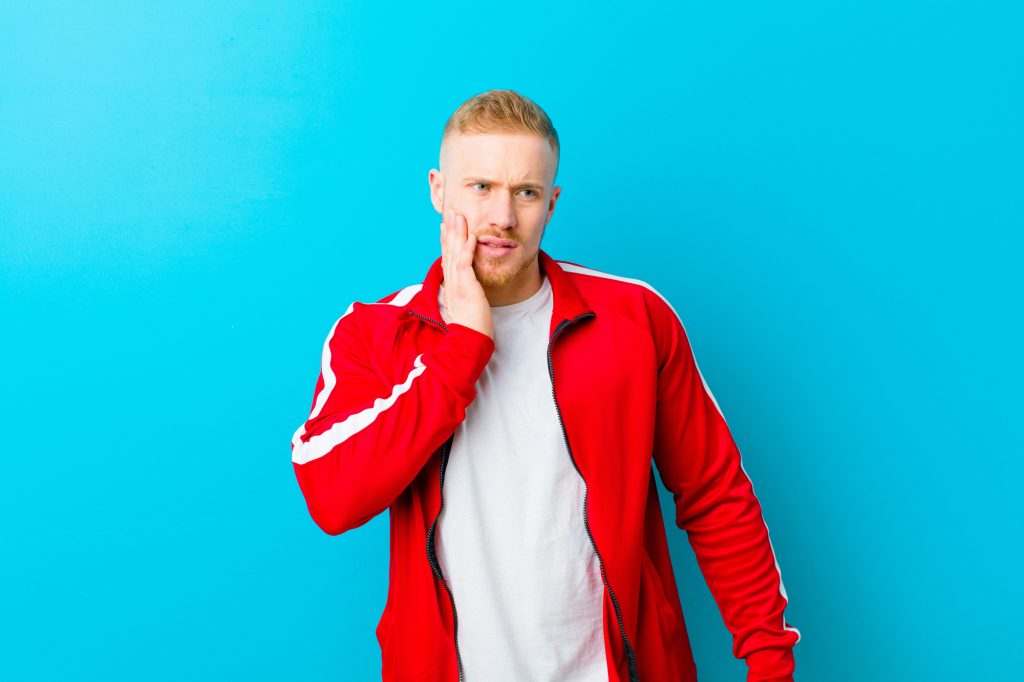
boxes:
[477,236,518,248]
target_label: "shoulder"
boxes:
[324,281,424,341]
[554,258,684,328]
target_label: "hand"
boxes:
[440,207,494,340]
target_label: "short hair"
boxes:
[440,89,560,184]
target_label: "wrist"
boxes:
[745,647,795,682]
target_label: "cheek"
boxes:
[525,223,546,244]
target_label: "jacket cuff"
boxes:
[425,322,495,403]
[745,647,795,682]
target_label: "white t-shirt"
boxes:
[435,274,608,681]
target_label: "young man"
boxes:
[291,90,800,682]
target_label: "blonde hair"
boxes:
[440,89,560,183]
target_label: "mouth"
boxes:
[477,236,518,249]
[476,236,518,258]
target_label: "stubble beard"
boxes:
[473,248,538,289]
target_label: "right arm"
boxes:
[290,307,494,536]
[293,205,492,536]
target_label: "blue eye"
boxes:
[470,183,538,197]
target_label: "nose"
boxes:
[484,191,518,232]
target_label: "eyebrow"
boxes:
[463,176,545,191]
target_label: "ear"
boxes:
[545,185,561,224]
[428,169,445,214]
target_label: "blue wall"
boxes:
[2,1,1019,679]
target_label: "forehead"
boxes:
[445,132,555,181]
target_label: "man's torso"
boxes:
[435,274,609,681]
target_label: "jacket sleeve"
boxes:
[646,288,801,682]
[290,303,495,536]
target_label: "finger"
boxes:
[456,212,469,250]
[458,220,476,268]
[445,210,456,274]
[446,208,456,245]
[446,210,461,272]
[449,210,459,243]
[462,231,477,267]
[452,213,467,266]
[440,220,448,279]
[442,209,452,256]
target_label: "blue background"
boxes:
[2,1,1020,679]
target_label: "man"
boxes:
[291,90,800,681]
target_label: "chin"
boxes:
[472,257,516,288]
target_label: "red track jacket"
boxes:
[291,249,801,681]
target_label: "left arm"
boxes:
[646,287,801,682]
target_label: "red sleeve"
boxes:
[646,288,801,682]
[291,305,494,535]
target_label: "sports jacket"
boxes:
[291,249,801,682]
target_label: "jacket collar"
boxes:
[406,248,595,337]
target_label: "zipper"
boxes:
[547,313,641,682]
[427,435,464,681]
[409,310,466,682]
[411,307,639,680]
[409,309,449,333]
